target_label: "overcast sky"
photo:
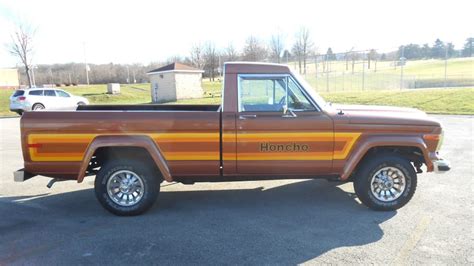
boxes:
[0,0,472,67]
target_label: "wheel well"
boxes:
[350,146,425,179]
[87,146,161,177]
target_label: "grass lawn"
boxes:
[319,88,474,115]
[1,81,472,116]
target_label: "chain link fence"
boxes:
[287,50,473,92]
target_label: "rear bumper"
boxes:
[10,102,31,112]
[432,159,451,173]
[14,169,36,182]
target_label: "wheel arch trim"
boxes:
[77,135,172,183]
[341,135,430,180]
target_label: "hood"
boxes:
[332,104,440,127]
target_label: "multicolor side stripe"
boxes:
[27,132,361,162]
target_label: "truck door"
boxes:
[235,74,334,175]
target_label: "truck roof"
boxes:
[224,62,290,74]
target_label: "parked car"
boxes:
[10,88,89,115]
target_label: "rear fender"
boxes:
[77,135,172,183]
[341,135,431,180]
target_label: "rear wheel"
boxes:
[32,103,45,111]
[77,101,85,106]
[94,159,161,216]
[354,154,417,211]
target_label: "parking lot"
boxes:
[0,115,472,265]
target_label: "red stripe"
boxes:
[28,143,43,148]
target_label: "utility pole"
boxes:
[400,46,405,90]
[30,65,37,87]
[362,56,365,91]
[126,65,130,84]
[444,45,448,89]
[325,54,329,92]
[83,42,90,85]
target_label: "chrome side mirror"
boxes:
[282,105,297,118]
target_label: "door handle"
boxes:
[239,114,257,120]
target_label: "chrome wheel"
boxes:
[370,167,406,202]
[106,170,145,207]
[33,104,44,110]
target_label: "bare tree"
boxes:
[242,35,267,61]
[203,41,218,81]
[224,43,239,62]
[8,22,36,87]
[293,27,313,74]
[270,33,284,63]
[368,49,377,69]
[190,43,204,69]
[292,40,303,73]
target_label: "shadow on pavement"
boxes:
[0,179,396,264]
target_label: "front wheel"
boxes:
[353,154,417,211]
[94,159,161,216]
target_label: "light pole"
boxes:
[444,45,448,89]
[83,42,90,85]
[126,65,130,84]
[400,46,405,90]
[30,65,38,88]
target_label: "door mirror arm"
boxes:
[282,105,297,118]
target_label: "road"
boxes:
[0,115,472,265]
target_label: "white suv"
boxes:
[10,88,89,115]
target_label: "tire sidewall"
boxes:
[33,103,45,111]
[95,160,159,216]
[355,156,417,211]
[366,161,413,208]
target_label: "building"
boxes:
[147,63,204,103]
[0,68,19,89]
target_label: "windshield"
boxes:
[291,70,330,110]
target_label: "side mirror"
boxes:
[282,105,297,118]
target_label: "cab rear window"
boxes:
[12,90,24,97]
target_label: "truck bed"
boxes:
[21,108,222,179]
[77,104,221,112]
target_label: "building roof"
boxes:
[147,62,203,74]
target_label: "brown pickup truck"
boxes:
[15,62,450,215]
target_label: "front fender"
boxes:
[340,135,431,180]
[77,135,172,183]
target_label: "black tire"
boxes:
[353,154,417,211]
[32,103,45,111]
[77,101,85,106]
[94,159,161,216]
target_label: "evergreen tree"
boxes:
[326,47,336,60]
[462,37,473,57]
[431,39,445,58]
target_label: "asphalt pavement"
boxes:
[0,115,472,265]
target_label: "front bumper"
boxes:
[13,169,36,182]
[432,159,451,173]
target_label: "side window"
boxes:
[44,90,56,97]
[239,77,287,112]
[287,78,316,111]
[56,90,70,97]
[29,90,43,96]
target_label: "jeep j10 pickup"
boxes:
[15,62,450,216]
